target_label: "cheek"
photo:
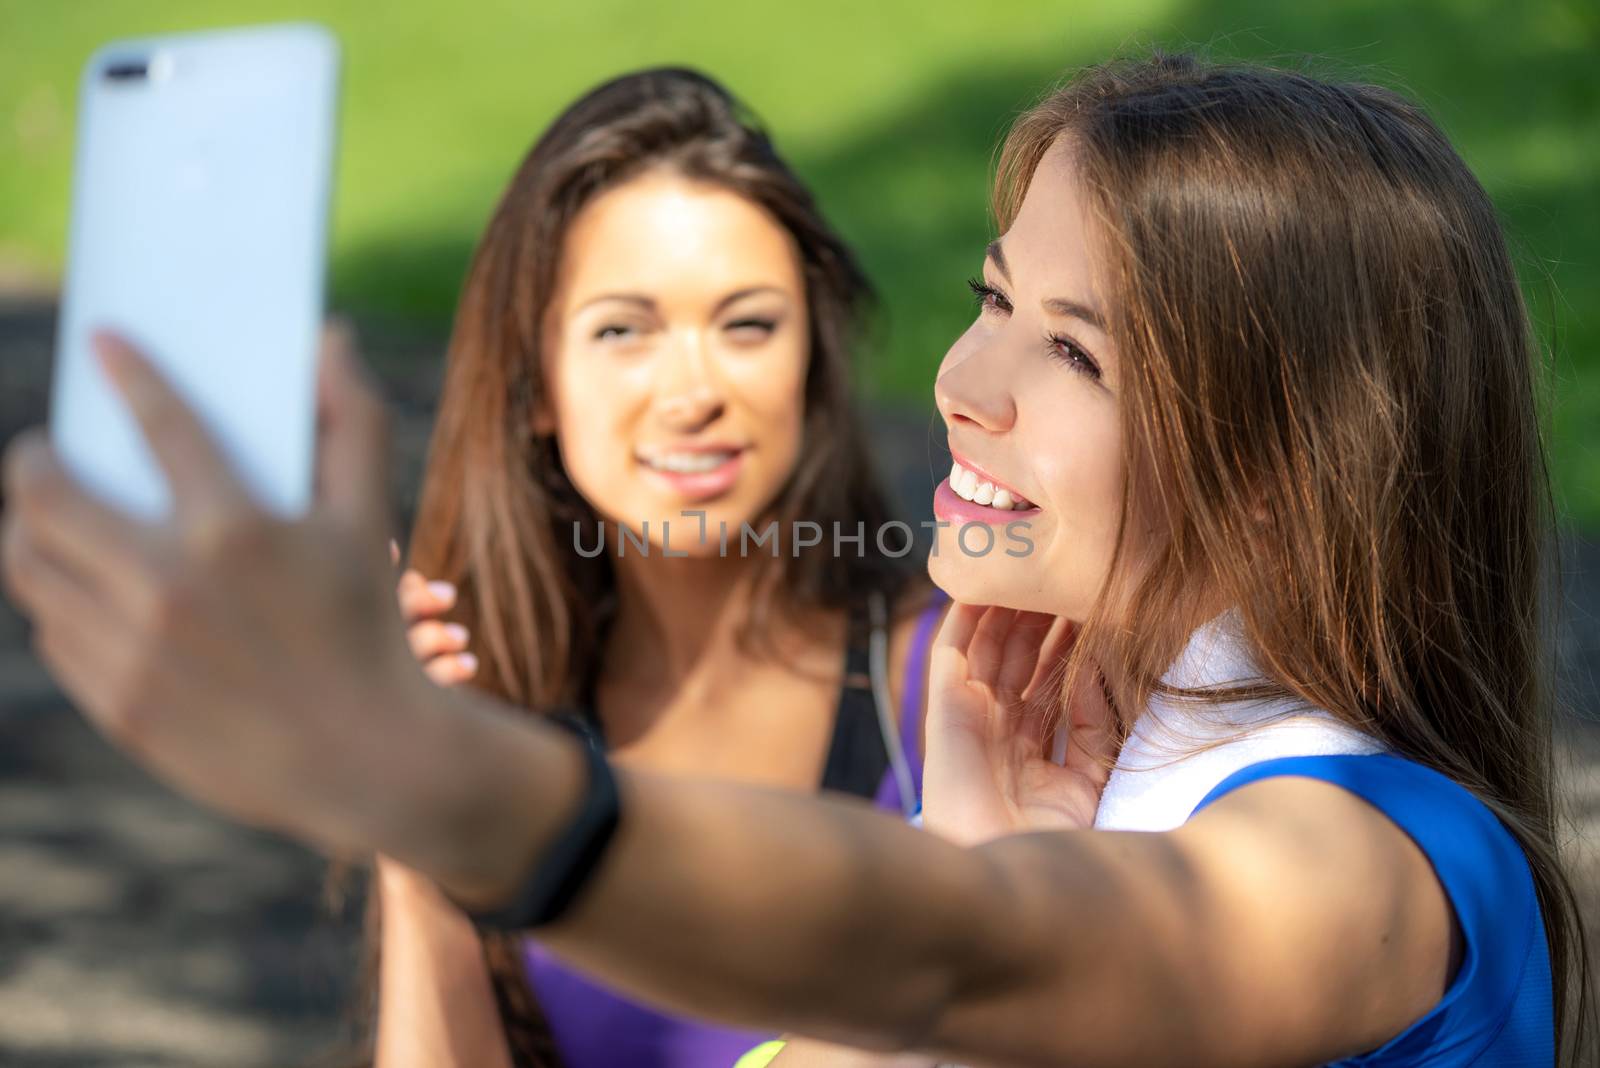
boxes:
[747,328,808,409]
[953,393,1121,617]
[546,346,650,504]
[1040,415,1123,541]
[1034,403,1125,596]
[726,335,808,455]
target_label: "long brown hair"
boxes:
[1004,52,1593,1063]
[411,66,913,708]
[334,68,918,1066]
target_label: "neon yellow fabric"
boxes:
[732,1039,787,1068]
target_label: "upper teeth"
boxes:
[641,450,736,474]
[949,462,1031,509]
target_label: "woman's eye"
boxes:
[595,324,636,341]
[967,277,1011,315]
[725,318,777,340]
[1047,333,1102,381]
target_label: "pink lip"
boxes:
[946,448,1035,509]
[933,478,1042,526]
[638,449,746,502]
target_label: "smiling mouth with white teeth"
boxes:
[637,447,743,473]
[947,460,1035,510]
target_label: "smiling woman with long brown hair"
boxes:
[365,69,944,1067]
[3,50,1591,1068]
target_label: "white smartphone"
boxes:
[51,23,340,521]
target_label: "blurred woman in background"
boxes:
[371,68,947,1068]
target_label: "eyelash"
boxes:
[727,318,777,337]
[966,276,1101,380]
[594,319,777,342]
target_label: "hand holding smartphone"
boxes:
[51,23,340,521]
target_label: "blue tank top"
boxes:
[1192,753,1554,1066]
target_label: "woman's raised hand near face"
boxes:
[766,605,1124,1068]
[390,543,477,687]
[919,603,1119,844]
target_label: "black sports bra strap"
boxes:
[818,599,891,799]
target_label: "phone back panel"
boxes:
[52,23,339,520]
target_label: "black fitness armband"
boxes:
[462,710,620,931]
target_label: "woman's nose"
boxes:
[935,334,1017,433]
[655,330,726,432]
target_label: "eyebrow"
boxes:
[985,239,1108,333]
[985,239,1011,281]
[575,286,789,316]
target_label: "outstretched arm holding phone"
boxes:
[0,334,1462,1068]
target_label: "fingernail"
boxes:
[427,581,456,603]
[443,623,469,644]
[458,652,478,674]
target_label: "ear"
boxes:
[530,316,562,438]
[520,368,557,437]
[531,398,557,438]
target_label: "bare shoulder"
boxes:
[1171,774,1464,1063]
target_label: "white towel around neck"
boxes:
[1090,613,1385,833]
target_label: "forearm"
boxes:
[373,859,513,1068]
[539,778,1207,1065]
[542,768,1007,1053]
[373,681,1006,1052]
[380,681,1199,1066]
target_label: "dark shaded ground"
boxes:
[0,295,1595,1065]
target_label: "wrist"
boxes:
[374,676,587,912]
[451,714,621,929]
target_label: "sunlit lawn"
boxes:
[1,0,1595,524]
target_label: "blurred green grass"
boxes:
[1,0,1595,526]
